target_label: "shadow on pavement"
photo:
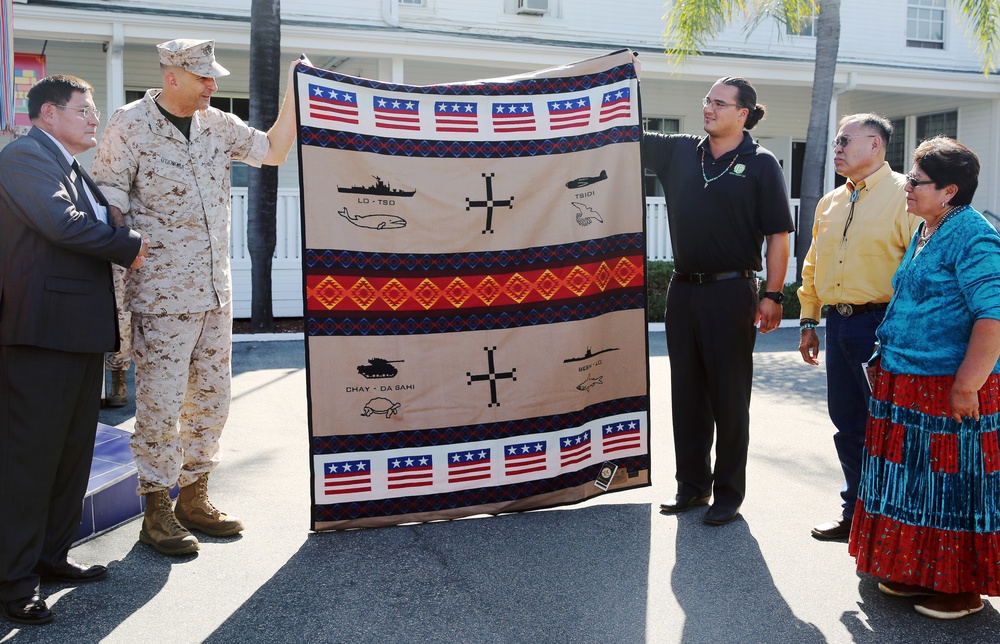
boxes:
[842,572,1000,643]
[206,504,650,643]
[670,512,825,642]
[751,351,827,408]
[231,340,305,377]
[2,542,187,643]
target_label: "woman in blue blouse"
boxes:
[850,136,1000,620]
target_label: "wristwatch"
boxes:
[763,291,785,304]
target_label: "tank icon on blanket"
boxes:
[357,358,404,379]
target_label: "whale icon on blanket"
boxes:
[338,207,407,230]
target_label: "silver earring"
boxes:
[941,201,947,207]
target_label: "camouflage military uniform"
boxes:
[92,90,269,494]
[105,265,130,371]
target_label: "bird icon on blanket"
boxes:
[571,202,603,227]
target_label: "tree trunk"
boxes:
[247,0,281,332]
[796,0,841,283]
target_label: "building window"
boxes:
[916,110,958,141]
[505,0,554,17]
[127,91,250,122]
[210,96,250,121]
[907,0,945,50]
[790,141,805,198]
[886,117,906,173]
[399,0,425,5]
[643,117,680,198]
[125,92,252,187]
[786,14,816,37]
[209,97,252,187]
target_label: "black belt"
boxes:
[672,270,754,285]
[833,302,888,317]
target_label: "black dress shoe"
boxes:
[811,517,852,541]
[37,561,108,583]
[703,503,741,525]
[1,595,53,626]
[659,493,711,513]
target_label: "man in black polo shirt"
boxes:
[643,77,793,525]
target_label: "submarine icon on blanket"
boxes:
[337,207,407,230]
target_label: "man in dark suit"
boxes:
[0,75,147,626]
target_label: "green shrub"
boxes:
[646,260,673,323]
[762,281,803,320]
[785,282,803,319]
[645,260,802,321]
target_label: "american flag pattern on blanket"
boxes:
[505,441,548,477]
[373,95,420,131]
[308,84,359,125]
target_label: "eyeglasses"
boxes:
[831,134,876,149]
[702,97,741,110]
[904,173,936,188]
[51,104,101,120]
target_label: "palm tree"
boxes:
[247,0,282,332]
[796,1,839,282]
[663,0,1000,282]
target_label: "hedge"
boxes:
[645,260,803,322]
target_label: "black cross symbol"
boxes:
[466,346,517,408]
[465,172,513,234]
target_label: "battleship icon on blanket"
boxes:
[337,175,416,197]
[338,207,407,230]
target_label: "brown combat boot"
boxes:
[175,473,245,537]
[106,370,128,408]
[139,490,199,555]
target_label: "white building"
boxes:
[7,0,1000,317]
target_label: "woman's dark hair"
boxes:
[27,74,93,120]
[718,76,766,130]
[913,135,979,207]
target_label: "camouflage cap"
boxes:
[156,39,230,78]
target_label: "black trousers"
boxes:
[0,345,103,602]
[664,277,758,507]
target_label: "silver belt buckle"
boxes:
[836,303,854,317]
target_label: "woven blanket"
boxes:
[295,49,650,530]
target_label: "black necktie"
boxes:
[70,159,87,197]
[71,159,108,208]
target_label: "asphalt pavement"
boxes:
[3,327,998,643]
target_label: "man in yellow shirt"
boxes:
[797,113,919,540]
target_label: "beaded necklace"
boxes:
[700,149,738,188]
[915,205,961,255]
